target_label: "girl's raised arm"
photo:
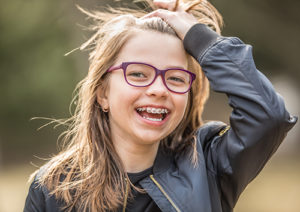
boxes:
[145,0,297,209]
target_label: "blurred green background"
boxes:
[0,0,299,211]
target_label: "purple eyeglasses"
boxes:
[107,62,196,94]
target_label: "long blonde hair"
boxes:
[35,0,223,211]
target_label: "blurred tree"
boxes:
[0,0,84,164]
[214,0,300,80]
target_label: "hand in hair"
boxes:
[142,0,199,40]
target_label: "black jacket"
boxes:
[24,24,297,212]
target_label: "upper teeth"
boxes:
[137,107,169,114]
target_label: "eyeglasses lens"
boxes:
[125,63,155,86]
[125,63,192,93]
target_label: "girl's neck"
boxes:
[112,136,160,173]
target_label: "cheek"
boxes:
[173,94,189,121]
[108,80,141,111]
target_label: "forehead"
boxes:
[115,30,188,69]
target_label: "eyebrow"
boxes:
[166,65,188,70]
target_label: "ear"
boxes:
[96,85,109,111]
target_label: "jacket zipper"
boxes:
[150,174,181,212]
[219,125,230,136]
[123,178,129,212]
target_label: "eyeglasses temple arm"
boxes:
[107,64,122,72]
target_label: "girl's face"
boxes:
[99,30,189,147]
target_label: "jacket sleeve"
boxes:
[24,176,64,212]
[183,24,297,210]
[24,180,46,212]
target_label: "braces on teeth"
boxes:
[136,107,169,114]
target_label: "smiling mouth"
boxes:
[136,107,169,122]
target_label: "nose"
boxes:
[145,75,169,98]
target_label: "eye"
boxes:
[167,76,185,83]
[128,71,147,78]
[166,70,190,85]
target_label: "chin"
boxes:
[140,133,170,146]
[135,134,162,145]
[138,138,160,146]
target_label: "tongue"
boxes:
[139,111,163,119]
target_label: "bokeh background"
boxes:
[0,0,299,211]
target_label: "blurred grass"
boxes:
[235,157,300,212]
[0,157,299,212]
[0,164,36,212]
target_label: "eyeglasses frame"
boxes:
[107,62,196,94]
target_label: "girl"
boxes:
[24,0,297,211]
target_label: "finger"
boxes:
[140,9,197,40]
[153,0,176,11]
[154,0,186,12]
[140,11,157,20]
[141,9,171,21]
